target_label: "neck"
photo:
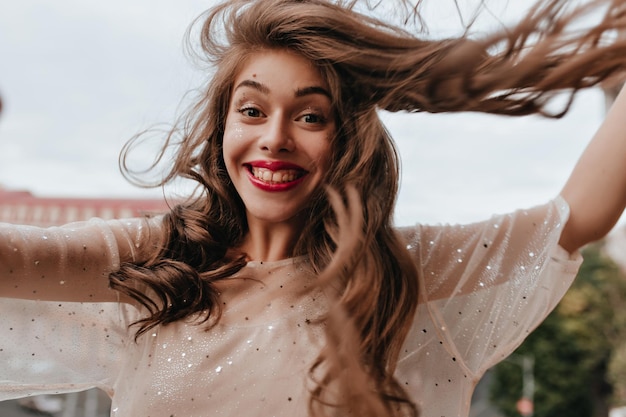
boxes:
[240,215,304,262]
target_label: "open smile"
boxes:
[244,161,309,191]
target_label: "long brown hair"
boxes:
[111,0,626,416]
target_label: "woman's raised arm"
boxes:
[0,216,163,303]
[559,84,626,253]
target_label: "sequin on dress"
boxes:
[0,196,582,417]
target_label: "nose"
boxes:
[258,115,294,154]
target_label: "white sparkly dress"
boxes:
[0,197,582,417]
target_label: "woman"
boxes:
[2,0,626,416]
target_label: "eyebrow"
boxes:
[234,79,270,94]
[234,80,331,99]
[295,86,332,99]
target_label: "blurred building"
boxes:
[0,186,167,227]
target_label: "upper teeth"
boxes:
[251,167,301,183]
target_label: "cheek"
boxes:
[315,135,333,172]
[222,120,246,165]
[318,146,331,173]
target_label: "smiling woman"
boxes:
[2,1,626,417]
[223,50,335,260]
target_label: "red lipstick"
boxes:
[247,160,305,171]
[245,160,308,192]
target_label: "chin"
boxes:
[246,205,307,226]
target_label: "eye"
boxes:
[303,114,320,123]
[238,106,263,118]
[299,112,326,124]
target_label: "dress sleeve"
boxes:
[0,216,163,302]
[0,217,159,399]
[399,196,582,374]
[0,298,138,400]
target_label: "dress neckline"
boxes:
[245,255,308,268]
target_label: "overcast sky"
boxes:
[0,1,610,226]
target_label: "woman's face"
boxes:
[223,49,335,228]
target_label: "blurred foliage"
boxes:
[490,243,626,417]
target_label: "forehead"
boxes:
[233,49,329,91]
